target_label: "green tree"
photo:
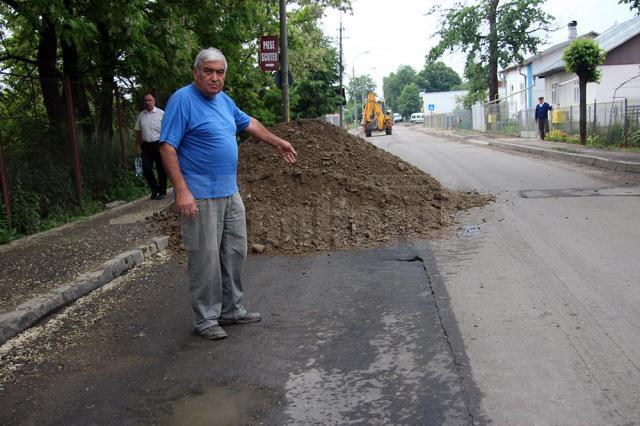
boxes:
[428,0,553,103]
[0,0,351,238]
[396,83,422,118]
[416,61,462,92]
[287,4,342,119]
[563,39,606,145]
[0,0,351,133]
[619,0,640,14]
[458,57,490,108]
[382,65,417,112]
[0,0,197,142]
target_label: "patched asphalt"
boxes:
[0,244,487,425]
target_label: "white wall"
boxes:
[324,114,341,126]
[472,103,486,132]
[540,65,640,107]
[420,90,468,114]
[503,70,528,118]
[595,64,640,101]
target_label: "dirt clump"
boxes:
[147,119,491,255]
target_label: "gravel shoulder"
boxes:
[0,195,173,313]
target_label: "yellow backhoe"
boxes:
[361,93,393,137]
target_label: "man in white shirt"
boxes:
[135,91,167,199]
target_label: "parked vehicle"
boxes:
[410,112,424,123]
[393,113,403,123]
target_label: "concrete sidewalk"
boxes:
[418,127,640,173]
[0,194,172,344]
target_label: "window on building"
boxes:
[551,82,559,105]
[573,80,579,104]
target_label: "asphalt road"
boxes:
[371,123,640,424]
[0,244,486,425]
[4,123,640,425]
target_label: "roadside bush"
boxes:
[545,129,580,144]
[39,199,104,232]
[0,119,151,245]
[0,201,15,244]
[103,165,148,202]
[10,181,42,235]
[545,129,568,142]
[604,124,625,146]
[565,133,580,144]
[500,121,520,136]
[630,129,640,147]
[586,133,601,146]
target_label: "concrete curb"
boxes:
[0,235,169,345]
[480,140,640,173]
[434,130,640,174]
[482,141,640,173]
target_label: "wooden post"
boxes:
[63,77,83,203]
[338,13,343,128]
[279,0,289,122]
[115,87,127,169]
[624,97,629,144]
[569,105,573,133]
[0,137,11,228]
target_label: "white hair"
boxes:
[194,47,227,71]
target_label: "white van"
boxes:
[410,112,424,123]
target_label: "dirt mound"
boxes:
[147,119,491,255]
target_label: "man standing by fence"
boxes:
[135,91,167,199]
[535,96,552,140]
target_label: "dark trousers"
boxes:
[141,142,167,195]
[537,117,549,140]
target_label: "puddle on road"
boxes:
[456,224,481,238]
[158,386,273,426]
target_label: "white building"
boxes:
[537,16,640,107]
[419,90,468,114]
[500,17,640,116]
[501,21,598,116]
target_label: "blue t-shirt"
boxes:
[160,84,251,199]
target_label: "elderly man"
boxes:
[159,47,297,340]
[535,96,552,140]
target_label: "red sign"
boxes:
[260,35,279,71]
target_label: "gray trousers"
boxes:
[180,192,247,331]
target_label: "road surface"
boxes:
[3,123,640,425]
[370,123,640,424]
[0,246,484,424]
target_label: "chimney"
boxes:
[568,21,577,40]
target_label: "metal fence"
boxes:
[0,75,153,235]
[546,99,640,144]
[423,110,473,131]
[426,97,640,145]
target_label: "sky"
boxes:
[320,0,638,97]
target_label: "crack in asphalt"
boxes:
[398,253,477,425]
[397,255,423,262]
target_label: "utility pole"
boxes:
[279,0,289,122]
[353,65,357,129]
[338,13,344,128]
[351,51,369,129]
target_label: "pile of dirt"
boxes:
[147,119,492,255]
